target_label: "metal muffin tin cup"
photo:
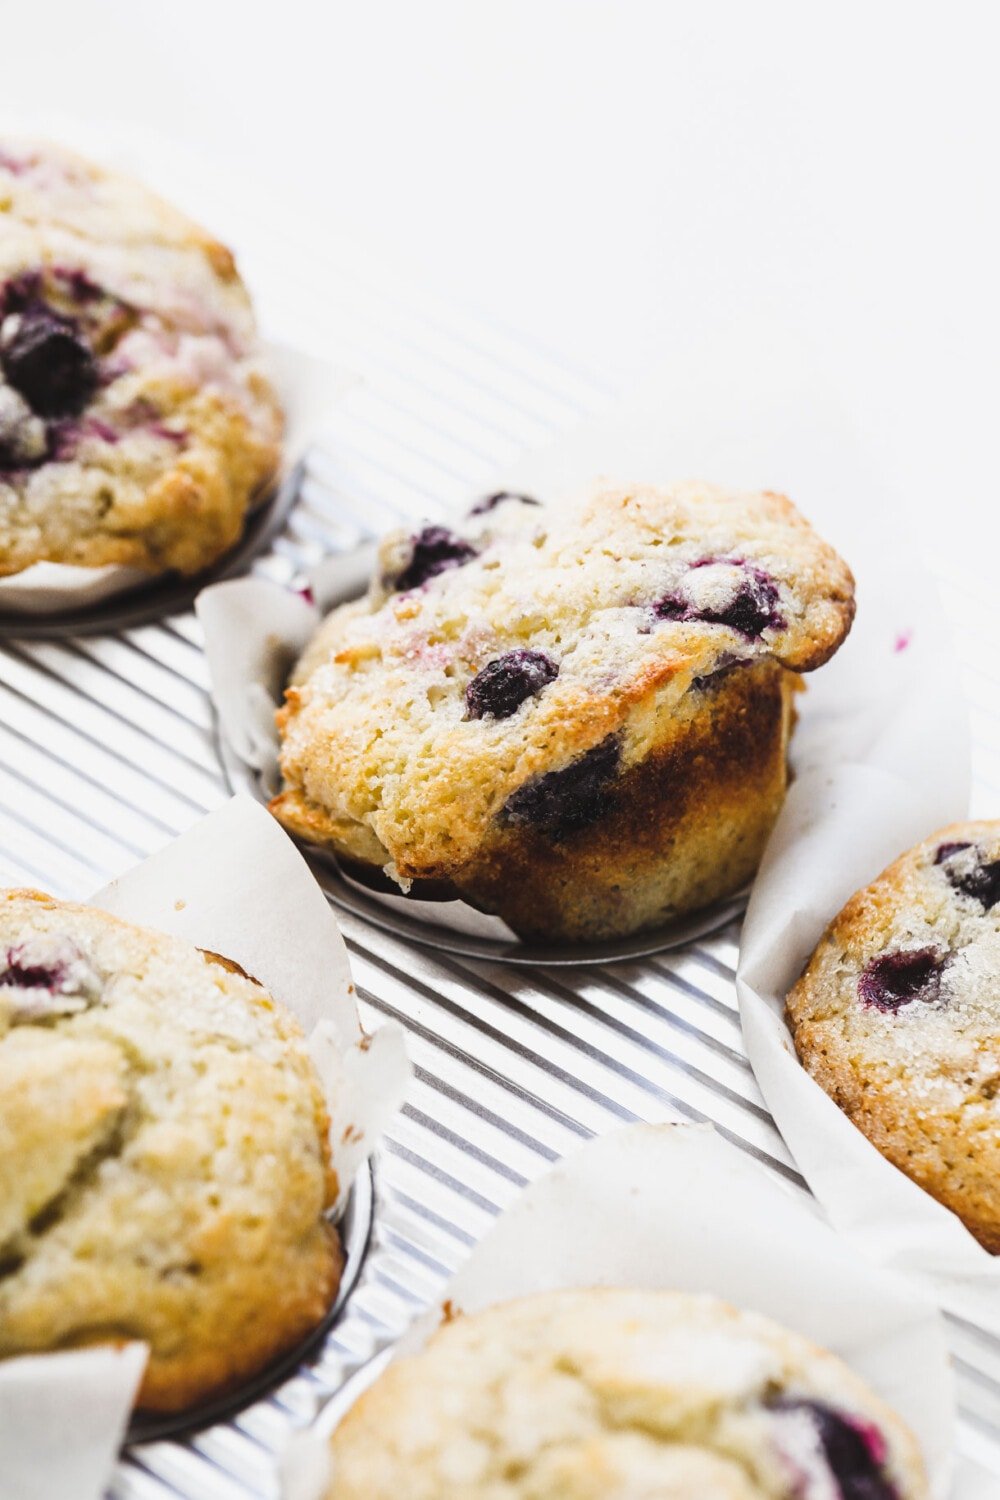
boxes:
[209,542,749,967]
[126,1155,376,1445]
[221,727,747,966]
[0,466,301,639]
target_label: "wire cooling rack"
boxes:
[1,262,998,1497]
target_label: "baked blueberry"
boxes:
[0,937,101,1019]
[653,557,784,639]
[933,841,972,864]
[503,735,620,837]
[465,650,558,720]
[857,948,945,1012]
[392,526,478,592]
[935,843,1000,910]
[772,1398,897,1500]
[1,306,97,417]
[0,947,69,992]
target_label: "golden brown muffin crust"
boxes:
[787,822,1000,1253]
[0,889,340,1411]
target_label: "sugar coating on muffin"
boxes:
[327,1288,926,1499]
[271,482,853,937]
[0,889,340,1411]
[0,141,282,577]
[787,820,1000,1253]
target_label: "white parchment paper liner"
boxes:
[0,795,410,1500]
[200,351,996,1328]
[280,1124,962,1500]
[737,759,1000,1333]
[197,550,524,942]
[198,549,742,947]
[488,357,997,1333]
[0,340,354,615]
[197,339,972,955]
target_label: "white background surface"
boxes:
[4,0,998,577]
[9,0,1000,812]
[2,11,1000,1486]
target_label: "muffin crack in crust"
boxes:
[0,142,282,577]
[272,481,854,939]
[327,1289,926,1499]
[787,820,1000,1253]
[0,889,341,1411]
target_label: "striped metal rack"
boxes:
[1,262,997,1497]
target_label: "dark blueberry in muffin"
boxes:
[708,565,784,637]
[936,843,1000,910]
[465,650,559,720]
[392,526,478,592]
[858,947,946,1012]
[772,1399,897,1500]
[650,592,688,622]
[652,558,784,639]
[503,735,620,837]
[0,270,43,317]
[1,306,97,417]
[934,841,973,865]
[0,947,69,993]
[468,490,540,516]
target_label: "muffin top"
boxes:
[0,889,339,1411]
[328,1287,925,1500]
[0,140,282,577]
[787,820,1000,1252]
[273,482,854,878]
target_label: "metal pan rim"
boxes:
[217,728,746,967]
[0,463,302,640]
[125,1153,376,1445]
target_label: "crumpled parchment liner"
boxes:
[281,1123,958,1500]
[490,360,995,1334]
[198,553,742,948]
[197,342,975,953]
[0,340,354,615]
[0,796,410,1500]
[197,552,524,942]
[737,753,1000,1334]
[0,1346,148,1500]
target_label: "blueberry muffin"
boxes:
[787,821,1000,1253]
[0,889,340,1411]
[0,141,282,579]
[327,1288,926,1499]
[272,482,854,941]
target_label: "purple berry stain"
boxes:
[1,306,97,417]
[858,947,946,1012]
[51,266,104,305]
[0,271,43,317]
[468,490,540,516]
[0,946,68,993]
[934,841,973,865]
[391,526,478,592]
[771,1400,897,1500]
[465,649,558,720]
[503,735,620,837]
[935,841,1000,910]
[652,557,784,639]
